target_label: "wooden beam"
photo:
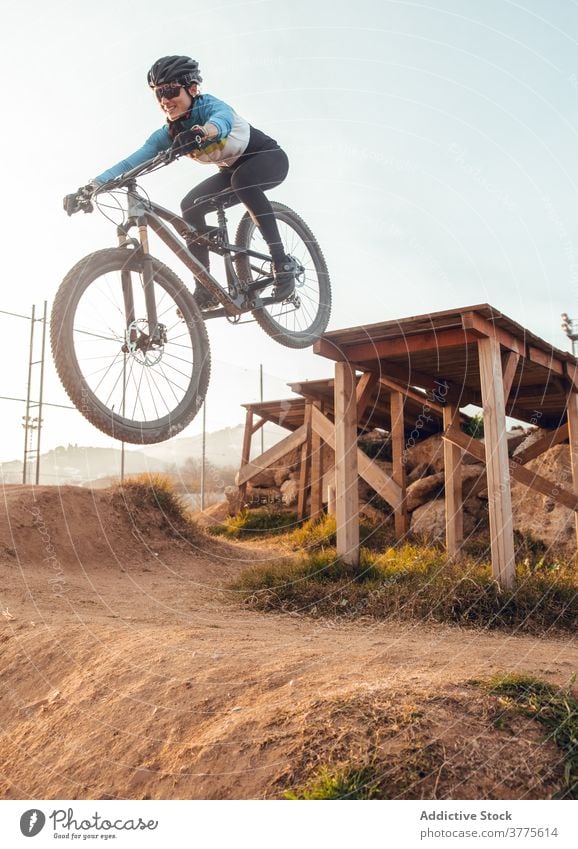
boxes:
[313,337,347,361]
[513,423,568,465]
[390,392,408,538]
[501,352,520,404]
[378,375,444,414]
[478,337,516,589]
[342,328,479,363]
[236,424,308,487]
[238,409,254,509]
[356,372,379,420]
[462,311,525,355]
[250,416,267,435]
[334,361,360,565]
[443,405,463,558]
[297,403,312,520]
[444,427,578,512]
[311,405,402,510]
[309,402,324,521]
[566,392,578,546]
[359,361,464,405]
[527,345,564,376]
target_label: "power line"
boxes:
[0,395,74,410]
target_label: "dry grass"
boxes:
[278,682,564,799]
[112,473,199,541]
[230,543,578,634]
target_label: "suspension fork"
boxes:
[136,216,160,339]
[117,226,136,333]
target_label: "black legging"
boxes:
[181,147,289,274]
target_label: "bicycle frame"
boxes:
[113,179,279,325]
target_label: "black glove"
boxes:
[170,126,207,158]
[63,184,95,216]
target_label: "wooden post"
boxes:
[478,337,515,589]
[334,361,359,565]
[566,390,578,548]
[297,402,312,520]
[390,392,408,538]
[309,401,324,520]
[327,485,336,516]
[238,409,253,511]
[443,404,463,558]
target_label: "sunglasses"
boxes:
[154,83,184,101]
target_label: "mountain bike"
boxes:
[51,147,331,445]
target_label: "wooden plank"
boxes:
[364,361,463,405]
[390,392,408,538]
[378,375,444,414]
[513,423,568,465]
[311,405,402,509]
[342,328,480,363]
[334,361,360,565]
[444,427,578,512]
[527,345,564,376]
[250,416,267,435]
[313,337,347,361]
[356,372,379,420]
[566,392,578,546]
[477,337,516,589]
[501,352,520,404]
[309,401,324,520]
[297,403,312,520]
[238,409,254,508]
[236,424,308,487]
[462,311,525,356]
[443,405,463,558]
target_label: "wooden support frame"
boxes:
[566,392,578,547]
[238,409,254,508]
[501,352,520,403]
[513,423,568,466]
[309,401,324,521]
[333,361,360,565]
[311,406,401,510]
[444,426,578,511]
[356,372,379,421]
[477,337,516,589]
[390,392,408,537]
[236,424,308,487]
[443,405,463,559]
[297,402,312,520]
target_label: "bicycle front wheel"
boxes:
[51,247,211,444]
[235,201,332,349]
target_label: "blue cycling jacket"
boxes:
[94,94,254,183]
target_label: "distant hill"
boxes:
[0,423,287,486]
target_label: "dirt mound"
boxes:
[1,485,577,799]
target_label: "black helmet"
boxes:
[147,56,203,87]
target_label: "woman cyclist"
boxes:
[64,55,296,308]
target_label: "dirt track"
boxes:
[0,486,577,799]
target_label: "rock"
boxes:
[407,461,433,485]
[359,502,391,524]
[462,464,487,498]
[512,427,557,461]
[280,479,299,505]
[511,444,575,551]
[410,496,486,543]
[406,473,445,512]
[224,485,242,515]
[404,433,445,474]
[246,484,283,507]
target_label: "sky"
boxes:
[1,0,578,464]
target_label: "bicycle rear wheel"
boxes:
[51,247,210,444]
[234,201,331,348]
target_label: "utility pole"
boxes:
[259,363,264,454]
[200,400,206,511]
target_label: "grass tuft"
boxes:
[285,765,381,800]
[112,473,198,540]
[208,507,297,539]
[484,674,578,799]
[230,543,578,632]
